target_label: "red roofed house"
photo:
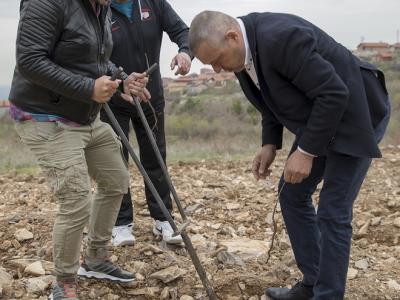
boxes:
[375,52,394,62]
[0,100,10,107]
[357,42,390,52]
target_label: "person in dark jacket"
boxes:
[9,0,149,299]
[189,11,390,300]
[100,0,192,246]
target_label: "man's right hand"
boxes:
[124,72,149,99]
[92,76,121,103]
[252,144,277,181]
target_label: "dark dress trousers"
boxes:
[236,13,390,299]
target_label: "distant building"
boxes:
[162,69,237,95]
[354,42,400,62]
[357,42,390,53]
[162,77,174,89]
[391,43,400,51]
[200,68,214,75]
[0,100,10,107]
[375,52,394,62]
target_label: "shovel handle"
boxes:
[111,67,124,81]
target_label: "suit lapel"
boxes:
[235,71,264,112]
[238,14,281,121]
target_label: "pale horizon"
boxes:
[0,0,399,87]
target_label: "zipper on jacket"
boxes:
[82,0,108,121]
[83,0,104,78]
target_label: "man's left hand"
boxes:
[284,149,314,184]
[170,52,192,76]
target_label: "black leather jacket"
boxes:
[9,0,124,125]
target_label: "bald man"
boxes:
[189,11,390,300]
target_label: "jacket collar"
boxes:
[238,14,257,63]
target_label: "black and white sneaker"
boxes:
[153,220,183,245]
[77,259,134,283]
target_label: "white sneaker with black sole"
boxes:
[111,223,135,246]
[153,220,183,245]
[77,259,134,283]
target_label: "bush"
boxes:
[231,100,243,115]
[166,114,218,140]
[179,97,202,114]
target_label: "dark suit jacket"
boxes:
[236,13,390,158]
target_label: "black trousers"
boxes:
[279,95,390,299]
[100,102,172,225]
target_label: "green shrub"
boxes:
[231,100,243,115]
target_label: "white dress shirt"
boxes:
[237,18,260,90]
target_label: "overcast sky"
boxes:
[0,0,399,86]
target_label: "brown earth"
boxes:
[0,148,399,300]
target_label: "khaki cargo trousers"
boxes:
[15,116,129,280]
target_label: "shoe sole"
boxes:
[77,267,134,283]
[153,227,183,245]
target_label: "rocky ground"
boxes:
[0,148,399,300]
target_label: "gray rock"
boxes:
[160,287,170,300]
[25,261,46,276]
[169,287,178,300]
[371,216,382,226]
[347,267,358,280]
[388,279,400,291]
[14,228,33,241]
[266,213,274,225]
[185,203,202,215]
[25,275,55,294]
[180,296,195,300]
[357,220,370,237]
[226,203,240,210]
[10,259,54,273]
[219,238,270,260]
[0,241,12,251]
[393,217,400,228]
[354,259,369,270]
[149,265,187,283]
[0,268,12,297]
[217,251,245,267]
[237,225,247,236]
[139,244,164,255]
[135,273,145,281]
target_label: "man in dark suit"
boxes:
[189,11,390,300]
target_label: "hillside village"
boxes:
[162,68,237,96]
[161,41,400,95]
[0,41,399,106]
[354,42,400,62]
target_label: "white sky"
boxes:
[0,0,399,85]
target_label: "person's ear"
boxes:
[225,30,239,42]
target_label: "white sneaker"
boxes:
[111,224,135,246]
[153,220,183,245]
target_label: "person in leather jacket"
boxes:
[9,0,149,298]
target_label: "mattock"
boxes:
[104,65,218,299]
